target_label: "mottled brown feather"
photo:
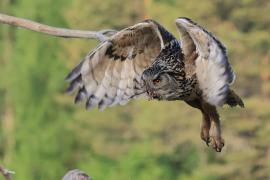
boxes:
[66,20,167,110]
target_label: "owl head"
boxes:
[141,65,181,100]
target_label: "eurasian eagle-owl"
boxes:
[66,17,244,152]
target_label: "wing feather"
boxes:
[175,17,236,106]
[66,20,171,110]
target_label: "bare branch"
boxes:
[62,169,92,180]
[0,13,118,41]
[0,165,15,180]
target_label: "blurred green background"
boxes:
[0,0,270,179]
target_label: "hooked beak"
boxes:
[146,89,159,100]
[141,78,160,100]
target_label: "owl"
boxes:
[65,17,244,152]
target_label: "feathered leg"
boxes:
[201,110,211,145]
[202,102,225,152]
[185,99,211,146]
[186,99,225,152]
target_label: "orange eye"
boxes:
[153,79,161,84]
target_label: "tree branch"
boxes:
[0,13,117,41]
[0,165,15,180]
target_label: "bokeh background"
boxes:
[0,0,270,179]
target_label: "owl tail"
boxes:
[226,89,244,108]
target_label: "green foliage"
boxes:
[0,0,269,179]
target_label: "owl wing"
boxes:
[175,17,236,107]
[65,20,173,110]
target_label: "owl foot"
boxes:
[209,124,225,152]
[200,114,211,146]
[200,127,210,146]
[209,136,224,152]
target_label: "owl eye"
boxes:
[153,78,161,85]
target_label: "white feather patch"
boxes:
[175,18,235,106]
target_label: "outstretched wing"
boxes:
[175,17,236,107]
[65,20,175,110]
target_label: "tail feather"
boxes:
[226,89,244,108]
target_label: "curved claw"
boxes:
[205,138,210,146]
[209,137,225,152]
[201,133,210,146]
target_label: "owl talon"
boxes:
[206,139,210,146]
[209,136,225,152]
[202,138,210,147]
